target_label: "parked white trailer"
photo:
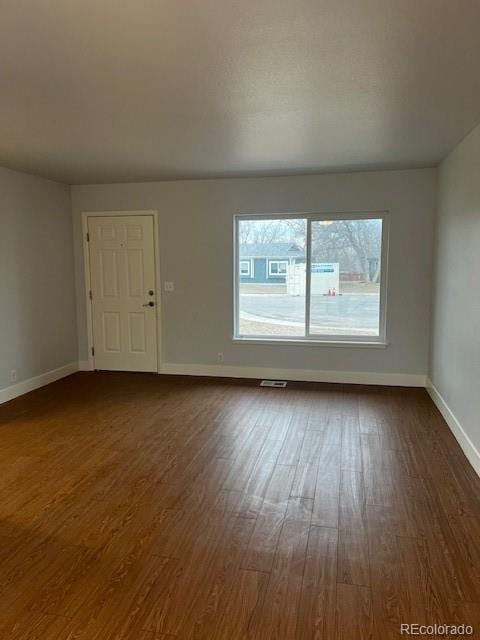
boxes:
[286,263,340,296]
[311,263,340,295]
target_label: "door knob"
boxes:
[143,301,155,307]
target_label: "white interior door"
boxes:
[88,215,158,372]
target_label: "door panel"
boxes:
[128,313,146,352]
[103,312,121,352]
[88,215,158,372]
[126,250,144,297]
[100,251,119,297]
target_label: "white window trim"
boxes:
[233,211,389,345]
[239,259,251,276]
[268,259,289,276]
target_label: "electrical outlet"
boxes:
[10,369,17,383]
[217,352,224,363]
[164,281,174,292]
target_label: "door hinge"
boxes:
[89,290,92,300]
[86,232,90,242]
[91,346,95,356]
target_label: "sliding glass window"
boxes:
[234,213,388,343]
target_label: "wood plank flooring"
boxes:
[0,372,479,639]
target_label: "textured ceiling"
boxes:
[1,0,480,184]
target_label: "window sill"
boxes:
[232,337,389,349]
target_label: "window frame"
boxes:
[233,211,389,346]
[239,259,252,277]
[268,259,289,277]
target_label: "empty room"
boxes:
[1,1,480,639]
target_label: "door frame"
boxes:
[81,210,162,373]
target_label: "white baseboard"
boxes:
[78,360,93,371]
[161,362,426,387]
[426,379,480,477]
[0,361,79,405]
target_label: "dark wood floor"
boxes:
[1,372,479,639]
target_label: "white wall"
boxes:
[72,169,436,382]
[0,167,77,391]
[430,123,480,460]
